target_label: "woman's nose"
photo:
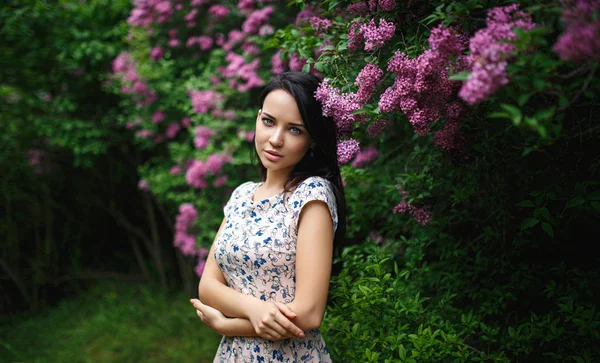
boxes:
[269,128,284,147]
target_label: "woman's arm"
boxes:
[197,217,304,339]
[286,200,335,331]
[190,298,298,340]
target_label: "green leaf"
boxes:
[500,104,522,126]
[591,202,600,212]
[521,217,540,230]
[448,71,470,81]
[518,92,532,107]
[516,200,535,207]
[537,207,551,221]
[541,222,554,238]
[566,196,585,209]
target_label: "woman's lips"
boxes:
[264,150,282,161]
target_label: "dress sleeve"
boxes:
[223,181,254,218]
[289,176,338,233]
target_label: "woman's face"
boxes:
[255,89,311,175]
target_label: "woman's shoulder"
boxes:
[289,176,334,200]
[295,176,333,191]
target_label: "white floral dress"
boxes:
[212,176,338,362]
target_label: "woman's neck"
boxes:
[263,168,292,190]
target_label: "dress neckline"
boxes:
[250,182,285,204]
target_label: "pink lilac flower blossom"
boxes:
[553,0,600,62]
[27,149,45,174]
[315,79,363,136]
[194,259,206,277]
[150,46,165,61]
[136,129,154,139]
[271,50,287,74]
[213,175,228,187]
[152,111,165,124]
[241,41,260,55]
[186,160,209,188]
[459,4,535,104]
[347,22,364,51]
[189,90,223,113]
[288,54,307,72]
[392,190,431,226]
[174,204,199,256]
[165,122,181,139]
[209,4,230,18]
[360,18,396,51]
[206,153,232,174]
[337,139,360,164]
[238,0,255,14]
[194,126,216,149]
[371,0,396,12]
[181,117,192,128]
[223,30,246,51]
[351,146,379,167]
[259,24,274,35]
[348,2,369,14]
[310,17,332,34]
[242,6,274,34]
[169,165,182,174]
[355,63,383,103]
[367,119,388,137]
[138,180,150,191]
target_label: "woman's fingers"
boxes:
[274,312,304,338]
[274,301,297,320]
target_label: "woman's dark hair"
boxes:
[253,71,347,252]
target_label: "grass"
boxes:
[0,280,222,362]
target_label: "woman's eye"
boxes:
[262,118,274,125]
[290,127,302,135]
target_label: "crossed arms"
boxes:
[191,200,334,341]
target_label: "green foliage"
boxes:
[0,280,221,362]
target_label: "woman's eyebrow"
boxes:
[262,111,305,128]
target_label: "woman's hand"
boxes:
[190,298,225,333]
[246,300,305,341]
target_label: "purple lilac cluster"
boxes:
[356,63,383,103]
[138,180,150,191]
[337,139,361,165]
[188,89,223,114]
[348,19,396,51]
[379,24,467,136]
[208,4,230,19]
[361,19,396,51]
[112,52,157,107]
[127,0,174,27]
[348,0,396,14]
[309,16,332,35]
[553,0,600,62]
[152,110,165,124]
[314,79,363,137]
[392,189,431,226]
[219,52,264,92]
[459,4,535,104]
[150,46,165,61]
[185,153,232,189]
[194,126,216,149]
[367,119,388,137]
[271,50,287,74]
[27,149,46,175]
[351,146,379,168]
[174,204,199,256]
[242,6,274,34]
[186,35,214,51]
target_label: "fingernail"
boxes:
[299,333,305,338]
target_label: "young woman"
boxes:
[189,71,346,362]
